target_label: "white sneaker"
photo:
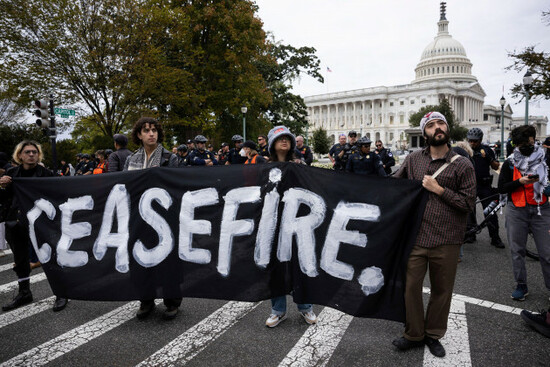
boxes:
[266,313,286,328]
[301,310,317,325]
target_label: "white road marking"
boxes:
[278,308,354,367]
[0,263,14,273]
[0,273,48,294]
[0,300,145,367]
[423,287,524,315]
[136,301,261,367]
[423,300,471,367]
[0,296,55,329]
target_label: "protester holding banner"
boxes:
[265,125,317,327]
[392,112,476,358]
[123,117,182,319]
[0,140,68,312]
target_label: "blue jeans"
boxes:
[271,296,312,316]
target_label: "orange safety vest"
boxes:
[93,162,107,175]
[511,166,548,206]
[245,155,258,165]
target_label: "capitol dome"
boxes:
[412,4,477,84]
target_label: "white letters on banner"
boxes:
[27,169,383,295]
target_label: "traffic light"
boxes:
[34,99,50,128]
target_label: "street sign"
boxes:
[54,108,75,118]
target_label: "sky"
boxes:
[254,0,550,133]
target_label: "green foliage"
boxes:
[311,127,331,155]
[0,123,49,161]
[0,0,323,147]
[506,11,550,101]
[409,99,467,141]
[258,42,324,136]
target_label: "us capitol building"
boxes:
[303,3,547,149]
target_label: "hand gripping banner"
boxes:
[14,163,427,322]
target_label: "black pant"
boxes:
[5,222,31,279]
[467,185,501,242]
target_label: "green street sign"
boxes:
[54,108,75,117]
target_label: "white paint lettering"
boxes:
[133,188,173,268]
[321,202,380,280]
[178,188,219,264]
[93,184,131,273]
[57,196,93,267]
[217,187,261,277]
[27,199,56,264]
[278,188,326,277]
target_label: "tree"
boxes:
[258,41,324,136]
[507,11,550,101]
[311,127,331,155]
[0,0,196,138]
[409,99,468,142]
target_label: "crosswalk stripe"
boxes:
[423,300,471,366]
[278,308,354,367]
[0,300,143,367]
[0,263,14,273]
[0,296,55,329]
[0,273,48,294]
[423,287,524,315]
[136,301,261,367]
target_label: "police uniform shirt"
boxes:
[376,148,395,173]
[295,145,313,165]
[259,144,269,157]
[472,144,495,179]
[346,150,385,176]
[189,149,218,165]
[228,148,247,164]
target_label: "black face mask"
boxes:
[519,145,535,156]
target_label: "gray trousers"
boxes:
[505,201,550,291]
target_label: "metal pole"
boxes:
[242,114,246,141]
[500,105,505,161]
[49,94,58,174]
[524,89,529,126]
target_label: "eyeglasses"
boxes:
[375,144,382,147]
[277,136,290,142]
[23,150,38,155]
[258,138,265,141]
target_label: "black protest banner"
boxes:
[14,163,427,322]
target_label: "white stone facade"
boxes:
[303,3,497,149]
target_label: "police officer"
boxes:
[257,135,270,158]
[176,144,189,167]
[188,135,218,166]
[338,130,358,169]
[218,142,230,165]
[329,134,347,170]
[467,128,504,248]
[226,134,246,165]
[374,140,396,175]
[295,135,313,165]
[346,137,386,176]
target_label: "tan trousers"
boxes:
[404,244,460,341]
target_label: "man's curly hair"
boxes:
[131,117,164,146]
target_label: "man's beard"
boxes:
[425,128,450,146]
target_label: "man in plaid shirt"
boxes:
[392,112,476,358]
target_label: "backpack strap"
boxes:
[432,155,460,179]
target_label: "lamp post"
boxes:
[241,106,248,141]
[523,70,533,126]
[499,96,506,161]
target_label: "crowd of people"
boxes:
[0,113,549,354]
